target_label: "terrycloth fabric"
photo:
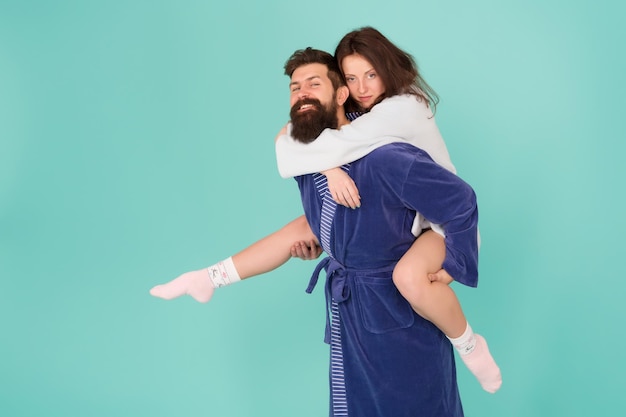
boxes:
[298,142,479,287]
[296,143,479,417]
[277,95,464,240]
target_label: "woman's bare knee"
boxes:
[393,262,431,305]
[393,230,445,305]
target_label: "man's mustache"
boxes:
[291,98,323,115]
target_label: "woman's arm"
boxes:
[275,95,454,177]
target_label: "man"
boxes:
[151,48,478,416]
[283,47,478,417]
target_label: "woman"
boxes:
[275,26,501,394]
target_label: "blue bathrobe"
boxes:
[296,142,479,417]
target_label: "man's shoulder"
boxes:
[351,143,436,179]
[366,142,431,162]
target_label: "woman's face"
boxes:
[341,53,385,110]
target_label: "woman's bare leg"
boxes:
[393,230,502,393]
[393,230,466,337]
[150,216,317,302]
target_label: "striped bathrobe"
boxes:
[296,142,478,417]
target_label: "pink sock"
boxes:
[459,334,502,393]
[149,269,215,303]
[150,258,241,303]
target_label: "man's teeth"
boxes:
[300,104,313,110]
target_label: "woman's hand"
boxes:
[322,168,361,209]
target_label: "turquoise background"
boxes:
[1,0,624,416]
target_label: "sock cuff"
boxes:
[221,256,241,282]
[448,321,478,356]
[448,321,473,345]
[207,257,242,288]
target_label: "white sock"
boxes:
[448,322,502,393]
[150,257,241,303]
[447,322,477,356]
[207,257,241,288]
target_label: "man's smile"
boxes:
[298,103,316,112]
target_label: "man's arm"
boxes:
[371,145,479,287]
[403,155,479,287]
[150,215,319,302]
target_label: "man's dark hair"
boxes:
[284,47,345,90]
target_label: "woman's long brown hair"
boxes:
[334,26,439,113]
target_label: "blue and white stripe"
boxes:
[313,165,350,417]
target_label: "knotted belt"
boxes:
[306,256,351,344]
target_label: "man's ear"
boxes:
[336,86,350,106]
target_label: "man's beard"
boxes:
[290,97,339,143]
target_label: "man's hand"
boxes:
[428,269,454,285]
[290,240,323,260]
[322,168,361,209]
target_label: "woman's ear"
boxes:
[336,86,350,106]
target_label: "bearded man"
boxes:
[151,47,479,417]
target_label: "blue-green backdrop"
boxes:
[1,0,624,416]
